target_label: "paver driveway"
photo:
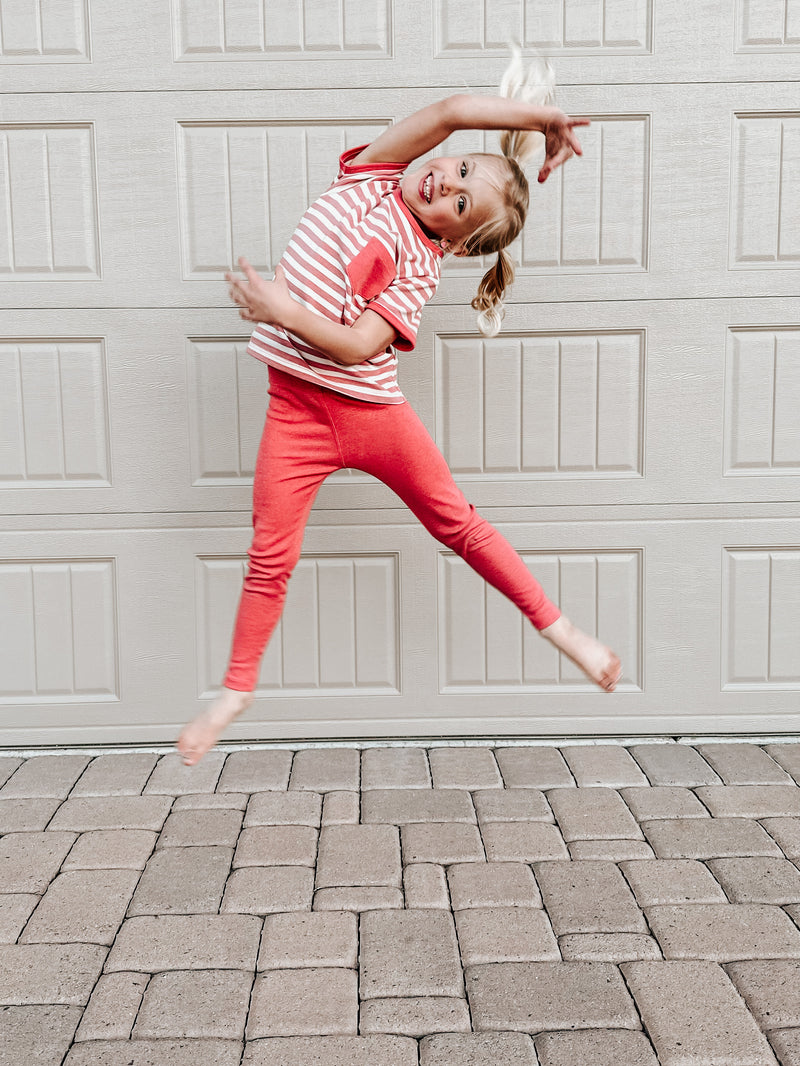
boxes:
[1,740,799,1065]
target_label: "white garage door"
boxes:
[1,0,799,745]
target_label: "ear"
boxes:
[451,243,470,257]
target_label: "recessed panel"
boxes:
[436,331,644,477]
[0,125,100,278]
[725,327,800,474]
[439,549,641,690]
[0,0,89,61]
[0,340,110,485]
[177,121,387,278]
[724,548,800,687]
[0,560,118,701]
[174,0,391,59]
[435,0,651,53]
[197,553,400,695]
[736,0,800,50]
[731,113,800,267]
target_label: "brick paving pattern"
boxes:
[0,740,799,1065]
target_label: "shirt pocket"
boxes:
[346,238,396,302]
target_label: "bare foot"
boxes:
[176,686,254,766]
[541,615,622,691]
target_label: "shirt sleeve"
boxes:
[369,271,439,352]
[336,144,406,182]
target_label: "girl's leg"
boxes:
[178,375,341,764]
[345,401,621,691]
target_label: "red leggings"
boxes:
[224,367,560,691]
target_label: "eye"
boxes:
[460,161,468,178]
[457,196,466,214]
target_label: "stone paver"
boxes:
[4,740,800,1063]
[647,903,800,960]
[623,960,778,1065]
[70,754,158,796]
[247,969,358,1037]
[360,910,463,998]
[535,1030,660,1066]
[726,960,800,1029]
[216,749,293,792]
[134,969,254,1038]
[360,996,471,1036]
[0,1004,82,1065]
[561,744,648,787]
[361,747,431,789]
[466,961,640,1032]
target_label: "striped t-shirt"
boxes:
[247,146,443,404]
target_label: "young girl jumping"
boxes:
[178,60,621,766]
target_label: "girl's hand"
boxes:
[537,110,590,184]
[226,257,293,325]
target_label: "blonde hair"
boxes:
[465,48,555,336]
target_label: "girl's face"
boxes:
[400,155,504,252]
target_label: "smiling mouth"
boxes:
[420,173,433,203]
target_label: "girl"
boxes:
[178,60,621,766]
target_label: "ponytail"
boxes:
[466,46,556,337]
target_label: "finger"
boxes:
[237,256,260,283]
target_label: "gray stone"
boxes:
[316,824,400,887]
[144,752,226,794]
[70,754,158,796]
[534,860,648,934]
[429,748,502,789]
[548,787,642,841]
[628,744,720,786]
[769,1028,800,1065]
[247,969,358,1037]
[0,798,60,833]
[621,785,710,821]
[134,969,254,1038]
[258,912,357,969]
[105,915,261,972]
[421,1032,538,1066]
[481,822,568,862]
[0,755,90,799]
[233,825,318,867]
[695,743,792,784]
[726,960,800,1029]
[622,960,777,1066]
[288,749,359,793]
[245,790,322,827]
[321,791,359,824]
[48,796,172,832]
[362,789,475,824]
[466,961,640,1032]
[647,903,800,960]
[447,862,541,909]
[401,822,485,864]
[64,1040,243,1065]
[455,907,559,964]
[361,747,431,789]
[158,809,243,848]
[172,793,247,811]
[0,832,76,893]
[641,817,783,858]
[620,859,728,905]
[216,749,293,792]
[473,788,552,823]
[404,864,450,909]
[764,743,800,784]
[762,817,800,858]
[568,839,655,861]
[128,846,233,915]
[0,895,38,943]
[0,758,23,787]
[221,866,314,915]
[558,933,662,962]
[494,747,574,789]
[242,1035,418,1066]
[707,857,800,903]
[561,745,648,787]
[313,887,403,911]
[695,784,800,818]
[0,1004,82,1064]
[360,910,463,998]
[62,830,156,871]
[20,869,139,945]
[0,943,106,1005]
[535,1030,659,1066]
[75,972,149,1040]
[360,996,471,1037]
